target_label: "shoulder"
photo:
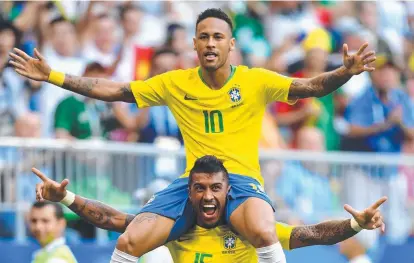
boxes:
[58,96,81,106]
[49,246,77,263]
[161,68,198,80]
[348,88,372,109]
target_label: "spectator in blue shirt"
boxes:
[342,38,414,153]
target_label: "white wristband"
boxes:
[60,191,75,206]
[350,218,363,232]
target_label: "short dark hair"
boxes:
[196,8,233,33]
[49,16,69,27]
[189,155,229,186]
[0,20,22,46]
[32,201,64,220]
[120,5,141,20]
[166,23,186,46]
[152,48,178,61]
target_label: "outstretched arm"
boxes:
[9,48,135,103]
[288,43,376,100]
[290,219,356,249]
[32,168,135,232]
[289,196,387,249]
[68,195,135,233]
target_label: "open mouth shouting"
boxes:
[204,51,218,62]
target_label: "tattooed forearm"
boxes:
[121,84,135,102]
[68,195,134,233]
[61,74,134,102]
[290,219,357,249]
[289,66,352,99]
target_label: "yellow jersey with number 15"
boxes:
[130,66,293,185]
[165,222,294,263]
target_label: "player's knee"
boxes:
[250,226,278,248]
[116,232,139,255]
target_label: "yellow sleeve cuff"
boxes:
[48,70,65,87]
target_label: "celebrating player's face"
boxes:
[189,172,230,229]
[194,17,235,72]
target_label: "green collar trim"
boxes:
[198,65,236,88]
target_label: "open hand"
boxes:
[33,167,69,202]
[9,48,51,81]
[344,196,387,233]
[343,43,376,75]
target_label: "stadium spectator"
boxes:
[341,38,414,153]
[0,21,30,136]
[164,23,195,69]
[137,49,181,144]
[38,17,86,137]
[29,201,77,263]
[82,14,119,67]
[339,230,377,263]
[54,62,108,140]
[272,29,332,149]
[276,127,340,223]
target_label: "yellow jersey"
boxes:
[131,66,293,185]
[165,222,294,263]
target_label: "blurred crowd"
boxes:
[1,1,414,258]
[1,1,413,151]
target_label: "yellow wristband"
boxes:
[48,70,65,87]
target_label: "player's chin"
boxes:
[201,61,219,72]
[199,211,221,229]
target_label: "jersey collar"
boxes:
[43,237,66,252]
[197,65,236,89]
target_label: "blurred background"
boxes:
[0,1,414,262]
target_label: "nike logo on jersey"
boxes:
[184,94,198,100]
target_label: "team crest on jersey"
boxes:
[228,85,241,103]
[223,233,237,250]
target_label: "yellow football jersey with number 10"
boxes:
[131,66,293,185]
[165,222,294,263]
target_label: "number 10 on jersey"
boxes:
[203,110,224,133]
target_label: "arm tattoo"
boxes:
[290,219,357,249]
[62,75,98,97]
[125,214,136,229]
[120,83,134,102]
[132,213,159,224]
[289,66,352,99]
[61,74,134,102]
[68,196,133,233]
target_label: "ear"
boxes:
[229,38,236,51]
[188,187,192,200]
[226,185,231,194]
[193,37,197,51]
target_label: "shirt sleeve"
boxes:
[344,99,369,126]
[253,68,294,105]
[54,99,73,132]
[275,222,294,250]
[4,68,28,118]
[130,72,170,108]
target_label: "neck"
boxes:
[377,89,389,102]
[200,63,232,90]
[347,248,366,260]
